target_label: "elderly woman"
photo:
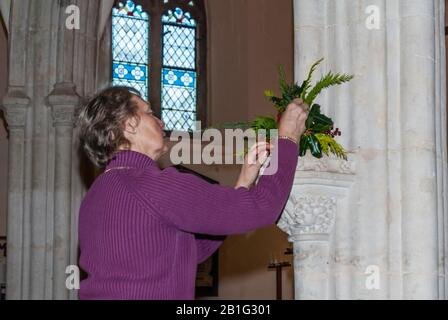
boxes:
[76,86,308,300]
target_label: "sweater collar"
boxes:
[106,150,159,171]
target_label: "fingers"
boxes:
[247,142,272,165]
[287,99,309,113]
[299,107,309,119]
[299,103,309,113]
[258,149,269,164]
[292,98,303,105]
[295,100,309,113]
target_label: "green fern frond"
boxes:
[315,133,330,156]
[305,72,354,106]
[278,65,288,93]
[315,133,348,160]
[211,122,252,130]
[251,116,278,131]
[251,116,278,140]
[329,142,347,160]
[300,58,324,99]
[264,90,275,98]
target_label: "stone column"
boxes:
[1,90,30,300]
[280,0,448,299]
[278,155,356,299]
[1,0,99,300]
[0,0,32,300]
[47,0,80,299]
[48,84,80,300]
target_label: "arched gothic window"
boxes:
[112,0,206,131]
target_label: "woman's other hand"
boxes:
[235,142,271,189]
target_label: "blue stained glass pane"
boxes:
[162,7,196,27]
[162,24,196,69]
[162,84,196,112]
[161,5,198,131]
[112,15,149,64]
[112,1,149,100]
[112,78,148,100]
[161,67,197,131]
[162,109,196,131]
[113,1,148,18]
[113,63,147,81]
[162,69,196,88]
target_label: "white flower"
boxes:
[165,70,178,85]
[181,73,193,86]
[115,64,128,79]
[131,66,145,80]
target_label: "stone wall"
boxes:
[279,0,448,299]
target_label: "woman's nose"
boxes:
[158,118,165,129]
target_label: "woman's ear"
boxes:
[123,116,138,135]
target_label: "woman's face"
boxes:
[123,95,168,161]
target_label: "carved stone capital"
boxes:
[47,82,80,126]
[1,87,31,128]
[297,153,356,175]
[278,195,337,241]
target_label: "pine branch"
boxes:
[300,58,324,100]
[278,65,288,93]
[305,72,354,106]
[211,122,252,130]
[315,133,348,160]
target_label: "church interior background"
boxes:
[0,0,447,300]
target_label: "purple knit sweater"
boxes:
[78,139,298,300]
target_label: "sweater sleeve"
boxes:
[136,138,298,235]
[195,234,226,264]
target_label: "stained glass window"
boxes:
[111,0,205,132]
[112,1,149,100]
[161,6,198,131]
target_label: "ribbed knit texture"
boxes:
[78,139,298,300]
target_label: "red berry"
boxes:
[276,112,281,123]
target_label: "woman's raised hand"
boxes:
[278,98,309,143]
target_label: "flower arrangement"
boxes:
[224,59,353,160]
